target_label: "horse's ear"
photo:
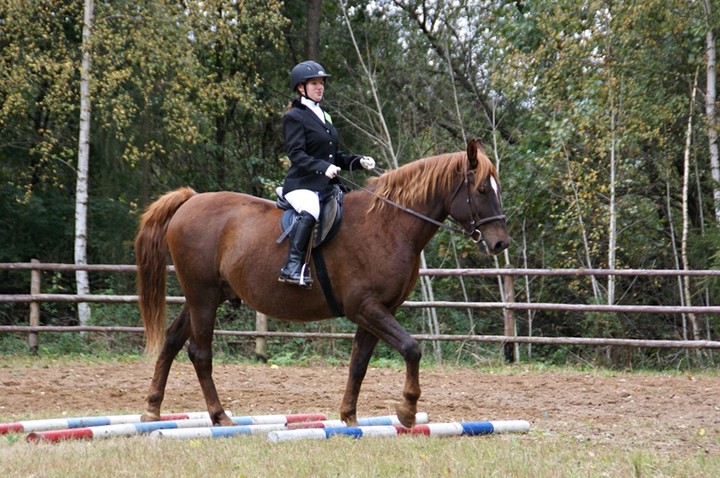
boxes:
[467,138,481,169]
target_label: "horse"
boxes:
[134,138,509,428]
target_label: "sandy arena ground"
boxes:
[1,360,718,455]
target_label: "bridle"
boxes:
[446,171,506,243]
[338,171,505,244]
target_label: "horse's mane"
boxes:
[367,149,497,213]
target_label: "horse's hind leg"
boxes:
[187,304,234,426]
[141,305,191,422]
[340,327,379,426]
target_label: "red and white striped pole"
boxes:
[1,411,212,435]
[150,413,430,440]
[23,412,327,442]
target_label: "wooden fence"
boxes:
[2,262,720,359]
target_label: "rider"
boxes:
[279,60,375,288]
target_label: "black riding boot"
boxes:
[278,211,315,288]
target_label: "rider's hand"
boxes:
[360,156,376,170]
[325,165,341,178]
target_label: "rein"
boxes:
[338,172,505,243]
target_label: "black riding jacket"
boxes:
[282,99,363,195]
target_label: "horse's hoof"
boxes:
[395,404,417,428]
[141,411,160,423]
[211,411,236,427]
[341,414,359,426]
[218,416,235,427]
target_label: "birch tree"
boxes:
[682,71,701,344]
[75,0,93,327]
[701,0,719,222]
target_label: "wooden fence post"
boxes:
[503,273,518,363]
[255,311,267,362]
[28,259,40,355]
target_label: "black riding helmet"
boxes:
[290,60,331,93]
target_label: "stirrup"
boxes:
[278,276,313,289]
[298,264,313,289]
[278,267,313,289]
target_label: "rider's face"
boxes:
[299,77,325,102]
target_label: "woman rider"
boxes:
[279,60,375,288]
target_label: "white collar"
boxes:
[300,96,325,123]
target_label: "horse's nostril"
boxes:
[494,240,508,254]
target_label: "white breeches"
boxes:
[284,189,320,220]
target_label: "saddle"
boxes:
[275,185,345,317]
[275,185,343,247]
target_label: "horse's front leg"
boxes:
[142,305,191,422]
[396,343,421,428]
[340,327,379,426]
[348,301,422,428]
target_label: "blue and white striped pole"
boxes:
[150,413,431,440]
[2,411,213,435]
[266,420,531,443]
[24,412,327,442]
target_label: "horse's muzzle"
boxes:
[474,228,509,255]
[488,238,509,255]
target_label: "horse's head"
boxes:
[446,139,509,255]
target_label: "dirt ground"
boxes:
[1,360,718,455]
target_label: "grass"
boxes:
[1,427,717,478]
[2,355,719,477]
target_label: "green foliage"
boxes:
[0,334,28,354]
[0,183,75,264]
[1,0,719,368]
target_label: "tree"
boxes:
[90,0,288,198]
[306,0,323,60]
[702,0,719,222]
[1,0,718,364]
[0,0,83,266]
[75,0,93,327]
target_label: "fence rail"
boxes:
[2,262,720,353]
[5,262,720,276]
[2,294,720,315]
[0,326,718,349]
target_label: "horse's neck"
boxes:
[374,196,447,254]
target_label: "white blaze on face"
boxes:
[490,176,499,196]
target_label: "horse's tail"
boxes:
[135,187,196,356]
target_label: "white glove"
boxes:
[325,165,341,178]
[360,156,376,170]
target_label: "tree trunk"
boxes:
[420,253,442,363]
[520,219,535,359]
[337,0,398,167]
[338,0,439,361]
[682,70,701,349]
[306,0,322,60]
[489,104,518,362]
[563,147,601,302]
[75,0,94,328]
[702,0,720,222]
[608,88,618,306]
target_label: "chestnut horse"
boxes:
[135,139,508,428]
